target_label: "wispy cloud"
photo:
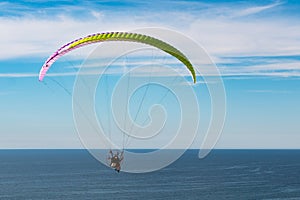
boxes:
[233,1,283,18]
[246,89,293,94]
[215,55,300,78]
[1,0,299,79]
[0,1,293,59]
[2,56,300,79]
[0,73,38,78]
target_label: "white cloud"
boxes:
[2,58,300,79]
[0,15,140,59]
[233,1,283,17]
[0,72,38,78]
[218,61,300,77]
[1,1,299,78]
[246,90,292,94]
[188,18,300,57]
[0,1,293,59]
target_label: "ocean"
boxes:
[0,150,299,200]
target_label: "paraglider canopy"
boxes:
[38,32,196,83]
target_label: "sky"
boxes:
[0,0,300,149]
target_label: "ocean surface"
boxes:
[0,150,299,200]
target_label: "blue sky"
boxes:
[0,0,300,149]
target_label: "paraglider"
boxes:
[38,32,196,83]
[39,31,198,173]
